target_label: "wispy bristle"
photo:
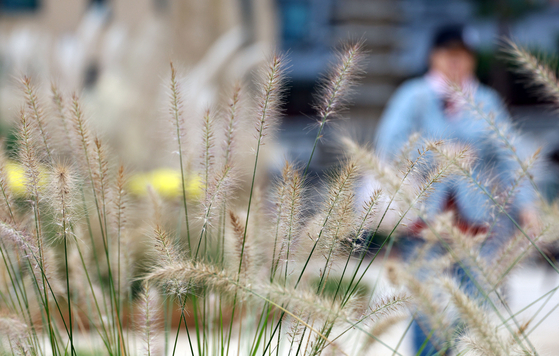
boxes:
[194,165,234,257]
[316,162,359,258]
[229,210,250,279]
[49,163,76,240]
[253,54,286,143]
[136,281,162,356]
[21,76,53,162]
[447,84,544,205]
[200,165,234,227]
[0,315,30,355]
[147,260,238,296]
[393,132,421,171]
[0,147,15,222]
[146,185,163,225]
[272,162,306,278]
[489,225,548,288]
[442,278,506,356]
[314,42,364,123]
[92,137,109,198]
[341,137,401,195]
[0,221,39,266]
[169,62,188,157]
[367,293,410,324]
[387,263,454,350]
[113,165,128,236]
[89,136,110,240]
[147,259,361,326]
[359,313,406,352]
[223,83,241,165]
[17,109,42,199]
[152,225,179,265]
[114,165,133,297]
[201,108,216,195]
[69,94,95,179]
[352,189,382,253]
[0,222,45,291]
[504,40,559,107]
[51,83,73,150]
[265,283,361,323]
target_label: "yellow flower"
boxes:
[5,161,48,196]
[128,168,202,199]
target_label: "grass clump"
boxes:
[0,41,556,356]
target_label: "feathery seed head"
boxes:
[200,165,234,227]
[223,83,241,164]
[152,224,179,266]
[201,108,216,193]
[229,210,251,279]
[351,189,382,251]
[21,76,53,161]
[89,136,111,204]
[443,278,506,355]
[17,109,43,198]
[50,83,74,153]
[504,40,559,107]
[0,221,39,262]
[69,94,96,179]
[0,315,30,355]
[113,164,128,230]
[49,163,77,240]
[314,42,365,122]
[315,162,359,257]
[265,283,360,323]
[147,260,239,297]
[273,161,306,272]
[169,62,188,154]
[136,281,163,356]
[366,292,411,324]
[253,54,287,143]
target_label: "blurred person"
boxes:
[374,25,538,355]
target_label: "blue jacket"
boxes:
[375,76,532,224]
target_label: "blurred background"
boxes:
[0,0,559,197]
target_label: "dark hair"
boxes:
[432,24,475,53]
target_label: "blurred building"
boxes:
[274,0,406,171]
[0,0,275,88]
[0,0,276,169]
[0,0,274,60]
[277,0,404,123]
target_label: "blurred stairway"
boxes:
[276,0,406,172]
[331,0,405,129]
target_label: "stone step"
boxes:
[350,82,398,108]
[334,24,399,49]
[361,52,405,77]
[333,1,400,24]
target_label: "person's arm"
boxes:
[375,82,420,161]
